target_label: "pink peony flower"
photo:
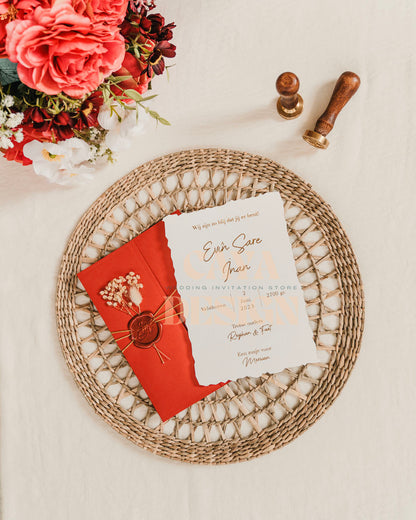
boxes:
[1,0,50,57]
[0,20,7,58]
[0,0,9,16]
[14,0,51,18]
[0,0,11,16]
[0,0,11,57]
[89,0,128,25]
[6,0,126,98]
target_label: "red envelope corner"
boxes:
[78,221,224,422]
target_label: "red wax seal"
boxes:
[128,311,161,347]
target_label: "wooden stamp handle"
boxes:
[276,72,300,110]
[314,72,360,136]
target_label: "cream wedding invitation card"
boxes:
[164,192,318,385]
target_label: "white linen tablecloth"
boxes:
[1,0,415,518]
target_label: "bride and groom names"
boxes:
[202,232,263,282]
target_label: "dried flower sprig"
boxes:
[100,272,144,316]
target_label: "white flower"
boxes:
[64,137,94,165]
[98,102,149,153]
[97,103,125,131]
[0,127,12,138]
[23,138,95,186]
[0,135,13,149]
[89,127,100,139]
[5,112,24,128]
[97,144,108,157]
[2,95,14,108]
[0,111,6,125]
[14,129,23,143]
[89,143,107,159]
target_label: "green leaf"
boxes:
[109,75,133,83]
[123,89,144,102]
[144,107,170,125]
[0,59,19,86]
[140,94,158,102]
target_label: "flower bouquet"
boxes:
[0,0,175,184]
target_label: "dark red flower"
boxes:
[146,13,175,41]
[24,107,51,134]
[122,6,175,44]
[146,40,176,76]
[128,0,155,14]
[159,22,175,41]
[147,12,163,37]
[52,111,74,140]
[120,8,151,39]
[23,107,76,140]
[76,91,103,129]
[112,4,176,94]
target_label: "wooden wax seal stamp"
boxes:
[303,71,360,149]
[276,72,303,119]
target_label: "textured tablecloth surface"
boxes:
[1,1,415,518]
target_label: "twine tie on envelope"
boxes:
[101,275,182,364]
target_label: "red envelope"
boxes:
[78,221,224,421]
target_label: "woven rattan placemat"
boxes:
[56,148,364,464]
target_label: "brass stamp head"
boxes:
[302,130,329,149]
[277,95,304,120]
